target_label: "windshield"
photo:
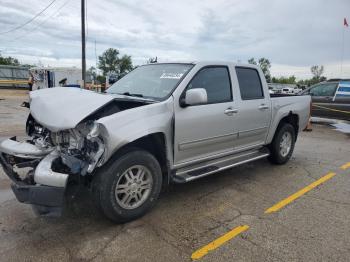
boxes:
[106,63,193,100]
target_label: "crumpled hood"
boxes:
[29,87,115,132]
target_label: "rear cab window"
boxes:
[235,67,264,100]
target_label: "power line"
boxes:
[0,0,58,35]
[9,0,71,42]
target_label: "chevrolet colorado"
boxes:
[0,62,311,222]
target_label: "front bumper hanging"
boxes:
[0,138,69,216]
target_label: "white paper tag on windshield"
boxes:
[160,73,183,79]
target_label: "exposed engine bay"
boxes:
[0,115,108,216]
[27,114,104,173]
[6,121,97,189]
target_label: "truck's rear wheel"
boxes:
[268,123,296,165]
[93,149,162,223]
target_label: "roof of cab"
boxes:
[147,61,259,69]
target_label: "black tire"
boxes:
[92,148,162,223]
[268,123,296,165]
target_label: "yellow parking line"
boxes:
[312,104,350,114]
[191,168,342,260]
[340,162,350,170]
[191,225,249,260]
[265,172,336,214]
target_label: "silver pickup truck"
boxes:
[0,61,311,222]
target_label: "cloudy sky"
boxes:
[0,0,349,79]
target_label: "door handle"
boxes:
[258,104,269,110]
[224,107,238,115]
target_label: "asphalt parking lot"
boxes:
[0,90,350,262]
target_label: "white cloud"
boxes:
[0,0,349,79]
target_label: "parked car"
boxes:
[281,87,295,95]
[0,62,311,222]
[300,80,350,120]
[281,87,302,95]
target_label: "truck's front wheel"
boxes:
[268,123,296,165]
[93,149,162,223]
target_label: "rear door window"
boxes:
[236,67,264,100]
[309,83,338,97]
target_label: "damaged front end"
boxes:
[0,116,105,216]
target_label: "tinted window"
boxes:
[187,67,232,103]
[236,67,264,100]
[309,83,338,96]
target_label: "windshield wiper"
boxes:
[119,92,144,97]
[114,91,158,102]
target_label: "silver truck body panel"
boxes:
[172,62,236,166]
[171,61,310,167]
[97,98,174,166]
[266,96,310,144]
[0,61,311,189]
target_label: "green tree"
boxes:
[248,58,257,65]
[96,75,106,84]
[118,55,133,76]
[98,48,133,77]
[0,52,20,66]
[248,57,271,82]
[272,75,296,84]
[98,48,120,76]
[297,76,327,87]
[258,58,271,83]
[87,66,97,81]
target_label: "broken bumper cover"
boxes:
[0,139,69,216]
[11,183,65,209]
[0,138,68,187]
[34,151,69,187]
[0,137,52,159]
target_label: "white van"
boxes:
[30,67,82,90]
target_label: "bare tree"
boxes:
[310,65,324,80]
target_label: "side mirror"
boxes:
[180,88,208,107]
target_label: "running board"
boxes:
[172,149,270,183]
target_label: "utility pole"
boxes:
[81,0,86,88]
[340,24,345,77]
[95,39,97,70]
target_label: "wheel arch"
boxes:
[268,111,299,144]
[103,132,171,189]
